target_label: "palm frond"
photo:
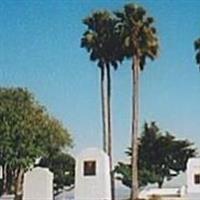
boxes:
[114,3,159,70]
[81,10,125,69]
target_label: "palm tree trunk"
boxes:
[131,55,140,200]
[106,64,115,200]
[100,66,108,153]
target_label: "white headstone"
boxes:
[75,148,111,200]
[23,167,53,200]
[186,157,200,200]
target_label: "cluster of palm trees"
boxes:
[81,3,159,200]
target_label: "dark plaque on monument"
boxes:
[84,161,96,176]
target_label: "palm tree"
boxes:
[194,38,200,67]
[81,10,123,200]
[115,4,159,200]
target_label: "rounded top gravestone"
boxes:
[186,157,200,200]
[74,148,111,200]
[23,167,53,200]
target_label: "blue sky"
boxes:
[0,0,200,162]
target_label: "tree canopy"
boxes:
[115,122,196,188]
[81,10,123,69]
[39,152,75,196]
[0,87,72,197]
[114,3,159,70]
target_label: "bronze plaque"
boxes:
[194,174,200,184]
[84,161,96,176]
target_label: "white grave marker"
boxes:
[186,157,200,200]
[75,148,111,200]
[23,167,53,200]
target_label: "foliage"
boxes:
[115,122,196,188]
[0,87,72,197]
[39,152,75,195]
[114,3,159,69]
[81,10,123,69]
[194,38,200,67]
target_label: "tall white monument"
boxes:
[74,148,111,200]
[23,167,53,200]
[186,157,200,200]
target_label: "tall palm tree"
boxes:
[81,10,123,200]
[115,4,159,200]
[194,38,200,67]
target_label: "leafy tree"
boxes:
[194,38,200,67]
[115,122,196,189]
[0,87,72,200]
[114,4,159,199]
[81,10,123,200]
[38,152,75,196]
